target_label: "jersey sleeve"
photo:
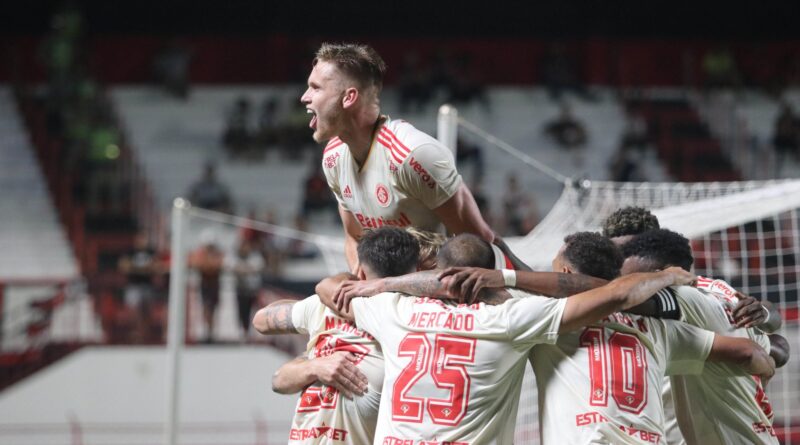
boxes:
[290,295,322,335]
[396,143,463,209]
[675,286,732,332]
[656,319,715,376]
[351,293,393,342]
[503,295,567,346]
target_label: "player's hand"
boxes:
[662,267,697,287]
[311,352,368,399]
[733,292,767,328]
[333,279,384,314]
[438,267,503,304]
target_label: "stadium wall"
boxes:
[0,346,298,444]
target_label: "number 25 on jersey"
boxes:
[392,333,476,426]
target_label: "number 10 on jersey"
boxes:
[580,327,649,414]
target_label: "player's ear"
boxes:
[357,267,367,280]
[342,87,359,109]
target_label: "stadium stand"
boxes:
[0,87,78,280]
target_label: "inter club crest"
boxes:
[375,183,391,207]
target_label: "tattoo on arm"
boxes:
[385,271,450,298]
[555,273,606,298]
[264,302,297,334]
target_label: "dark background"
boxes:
[3,0,799,38]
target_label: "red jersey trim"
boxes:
[377,128,411,164]
[323,137,343,153]
[380,128,411,155]
[376,135,404,163]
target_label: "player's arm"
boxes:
[768,334,790,368]
[707,335,775,381]
[316,272,358,314]
[339,205,363,273]
[252,300,298,334]
[272,353,368,398]
[559,267,696,333]
[432,183,494,242]
[437,267,608,303]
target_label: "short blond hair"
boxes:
[314,42,387,92]
[405,227,446,270]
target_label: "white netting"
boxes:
[505,179,800,444]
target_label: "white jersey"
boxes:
[531,312,714,445]
[289,295,383,444]
[322,117,462,231]
[351,290,566,445]
[666,284,778,445]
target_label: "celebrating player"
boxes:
[252,228,421,444]
[301,42,494,270]
[621,229,788,445]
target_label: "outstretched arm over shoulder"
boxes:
[559,267,695,333]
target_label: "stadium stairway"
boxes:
[628,91,740,182]
[0,86,102,391]
[0,88,78,280]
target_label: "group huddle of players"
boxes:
[251,42,788,444]
[253,207,789,445]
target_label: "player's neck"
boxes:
[341,113,383,167]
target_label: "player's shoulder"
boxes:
[696,276,739,304]
[379,118,448,163]
[321,137,348,170]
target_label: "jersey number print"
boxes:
[580,327,648,414]
[297,334,370,413]
[392,333,476,426]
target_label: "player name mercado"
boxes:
[407,311,475,331]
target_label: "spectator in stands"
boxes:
[470,179,493,229]
[281,98,316,160]
[702,46,740,90]
[772,100,800,173]
[256,96,280,149]
[188,230,225,343]
[446,53,490,111]
[118,232,161,342]
[83,111,125,217]
[226,239,265,339]
[398,52,433,113]
[300,155,338,220]
[286,215,318,259]
[501,173,539,236]
[259,208,286,279]
[456,137,485,184]
[222,96,254,159]
[152,38,192,99]
[539,42,591,101]
[609,144,644,182]
[187,162,234,213]
[39,3,84,104]
[543,102,588,167]
[620,109,650,152]
[429,48,458,99]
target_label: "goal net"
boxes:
[506,179,800,444]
